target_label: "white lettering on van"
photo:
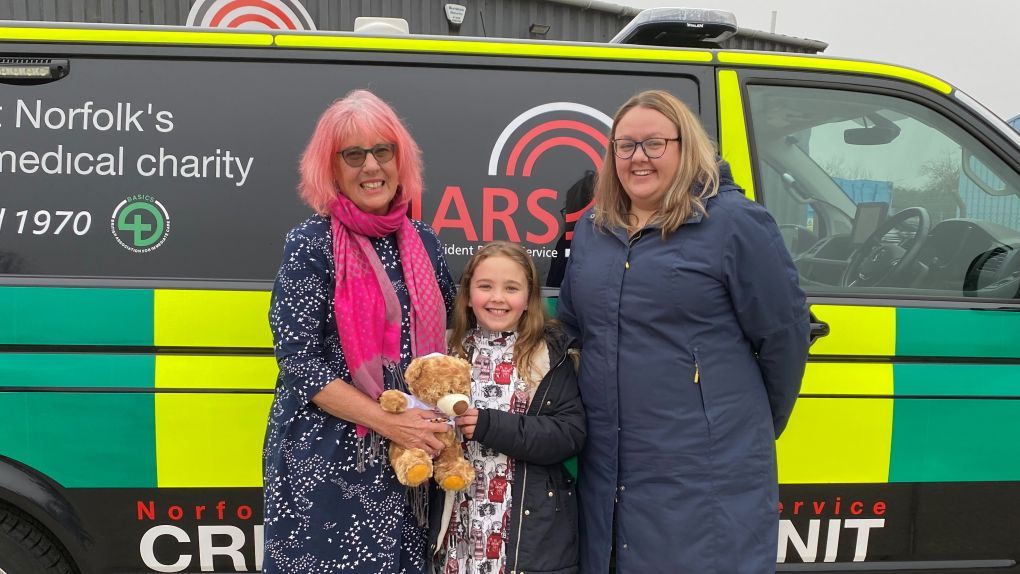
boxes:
[235,156,253,187]
[140,525,191,572]
[0,145,123,176]
[139,524,263,572]
[844,519,884,561]
[777,518,884,563]
[15,99,168,132]
[155,110,175,133]
[197,526,245,571]
[135,147,253,187]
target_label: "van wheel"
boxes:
[0,505,76,574]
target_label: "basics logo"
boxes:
[186,0,316,30]
[111,195,170,253]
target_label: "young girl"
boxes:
[429,241,585,574]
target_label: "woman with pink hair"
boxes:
[262,90,456,573]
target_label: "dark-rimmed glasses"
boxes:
[337,143,396,167]
[611,137,680,160]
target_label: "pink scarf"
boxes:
[329,191,446,437]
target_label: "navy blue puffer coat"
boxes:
[557,161,809,574]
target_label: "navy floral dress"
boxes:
[263,215,456,574]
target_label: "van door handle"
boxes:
[809,311,829,345]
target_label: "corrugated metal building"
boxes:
[0,0,826,52]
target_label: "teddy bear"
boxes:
[379,353,476,491]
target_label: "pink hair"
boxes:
[298,89,424,215]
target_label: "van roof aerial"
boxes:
[610,7,738,48]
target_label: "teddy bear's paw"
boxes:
[405,463,432,486]
[439,475,469,491]
[379,389,408,413]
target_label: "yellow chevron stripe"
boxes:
[0,26,272,46]
[809,304,896,357]
[153,290,272,348]
[718,51,952,94]
[273,34,713,63]
[155,392,272,487]
[778,351,896,484]
[155,355,278,390]
[717,69,756,200]
[778,394,893,484]
[154,355,276,487]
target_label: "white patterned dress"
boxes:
[439,329,531,574]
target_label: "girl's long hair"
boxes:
[449,241,549,387]
[594,89,721,237]
[298,89,423,215]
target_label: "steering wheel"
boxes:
[842,207,931,287]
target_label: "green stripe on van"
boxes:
[0,391,156,487]
[0,287,153,346]
[889,363,1020,482]
[0,354,154,388]
[889,398,1020,482]
[894,364,1020,397]
[896,308,1020,359]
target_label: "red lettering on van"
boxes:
[432,186,478,241]
[526,188,559,244]
[483,187,520,241]
[138,500,156,520]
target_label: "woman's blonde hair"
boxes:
[594,90,721,237]
[449,241,549,387]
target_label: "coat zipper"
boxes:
[692,346,702,384]
[511,349,567,572]
[624,229,643,270]
[692,349,712,435]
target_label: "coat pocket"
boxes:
[692,348,713,436]
[558,470,578,533]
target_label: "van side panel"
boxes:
[0,38,710,573]
[736,68,1020,571]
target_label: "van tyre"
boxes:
[0,505,75,574]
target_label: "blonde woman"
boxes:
[558,90,809,573]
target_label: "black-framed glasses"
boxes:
[337,143,396,167]
[611,137,680,159]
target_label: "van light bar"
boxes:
[0,58,69,83]
[611,7,738,48]
[0,64,50,77]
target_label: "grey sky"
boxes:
[621,0,1020,121]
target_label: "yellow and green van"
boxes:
[1,12,1019,573]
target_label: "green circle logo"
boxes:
[111,196,170,253]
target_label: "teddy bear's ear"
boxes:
[404,357,423,385]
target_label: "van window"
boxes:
[747,85,1020,301]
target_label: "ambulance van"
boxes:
[1,9,1020,573]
